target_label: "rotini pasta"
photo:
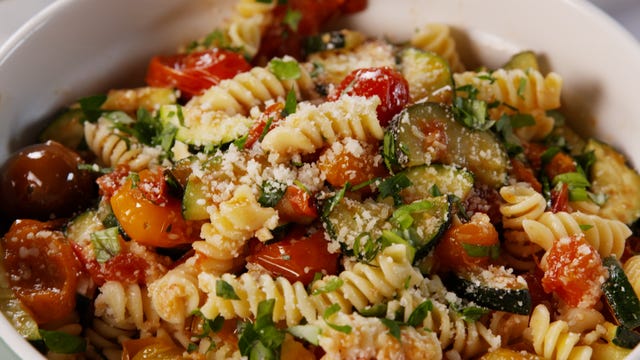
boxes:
[2,3,640,360]
[260,95,383,157]
[522,211,630,259]
[189,61,317,115]
[410,23,465,73]
[197,244,421,327]
[84,117,161,171]
[453,69,563,113]
[499,183,547,229]
[527,304,593,360]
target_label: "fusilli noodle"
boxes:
[198,244,421,327]
[227,0,276,58]
[84,117,160,171]
[522,211,630,259]
[410,23,465,73]
[148,264,201,326]
[527,304,592,360]
[261,95,383,157]
[189,62,317,115]
[624,255,640,299]
[499,183,547,229]
[94,281,160,335]
[453,69,563,113]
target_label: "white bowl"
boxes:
[0,0,639,358]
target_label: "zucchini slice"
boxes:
[610,324,640,349]
[182,176,211,221]
[391,195,451,259]
[398,48,453,103]
[159,104,252,148]
[585,139,640,225]
[602,256,640,329]
[386,102,508,188]
[399,164,474,203]
[65,209,105,243]
[448,266,532,315]
[502,50,539,71]
[38,108,86,150]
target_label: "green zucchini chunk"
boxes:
[602,256,640,329]
[159,104,252,148]
[612,325,640,349]
[398,47,453,103]
[38,108,86,150]
[585,138,640,225]
[502,50,539,71]
[448,267,532,315]
[386,102,508,188]
[399,164,474,203]
[182,176,211,221]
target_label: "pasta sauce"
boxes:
[1,0,639,359]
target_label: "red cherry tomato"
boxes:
[247,229,339,285]
[72,242,152,286]
[541,234,607,308]
[145,48,251,98]
[2,219,79,324]
[110,168,199,248]
[328,67,410,126]
[245,103,286,148]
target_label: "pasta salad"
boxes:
[0,0,639,359]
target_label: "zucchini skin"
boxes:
[602,256,640,329]
[448,272,532,315]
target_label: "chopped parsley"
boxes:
[323,304,352,334]
[378,173,411,206]
[78,94,107,123]
[268,58,302,81]
[216,280,241,300]
[39,329,87,354]
[283,8,302,31]
[312,277,344,295]
[238,299,285,359]
[283,88,298,116]
[258,180,286,207]
[453,85,493,131]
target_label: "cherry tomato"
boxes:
[96,164,131,198]
[0,141,95,220]
[2,219,79,324]
[274,185,318,224]
[245,103,286,148]
[434,213,499,271]
[328,67,410,126]
[247,229,339,285]
[317,138,387,189]
[145,48,250,98]
[509,158,542,193]
[541,234,607,308]
[72,243,151,286]
[110,168,199,248]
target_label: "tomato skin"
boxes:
[317,139,387,189]
[72,243,151,286]
[245,103,286,148]
[434,213,499,271]
[247,229,339,285]
[2,219,79,324]
[96,164,131,198]
[550,182,570,213]
[328,67,410,126]
[541,234,607,308]
[110,169,199,248]
[145,48,250,98]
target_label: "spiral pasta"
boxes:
[513,109,556,141]
[84,117,160,171]
[499,183,547,229]
[410,23,465,73]
[623,255,640,299]
[94,281,160,335]
[197,244,421,327]
[522,211,630,258]
[527,304,592,360]
[193,184,278,273]
[261,95,383,157]
[227,0,276,58]
[453,69,563,113]
[189,62,317,115]
[148,264,201,326]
